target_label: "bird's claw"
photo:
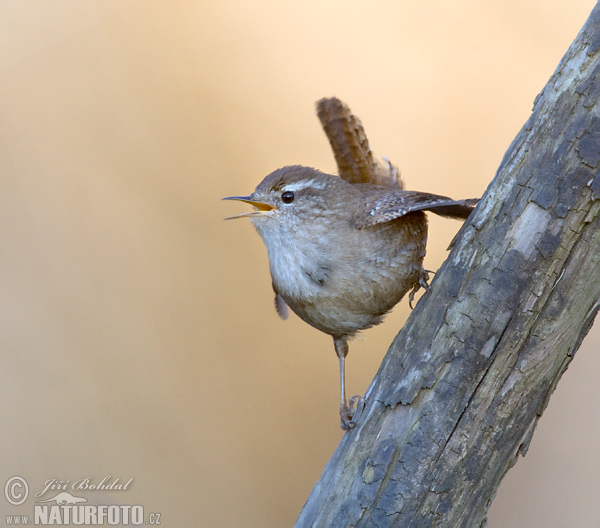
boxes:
[409,270,433,309]
[340,395,364,431]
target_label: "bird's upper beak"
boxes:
[222,195,275,220]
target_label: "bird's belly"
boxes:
[267,215,427,338]
[276,255,424,338]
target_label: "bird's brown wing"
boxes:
[354,188,479,228]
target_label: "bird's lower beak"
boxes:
[222,195,275,220]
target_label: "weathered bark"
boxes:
[297,5,600,528]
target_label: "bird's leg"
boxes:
[334,336,360,431]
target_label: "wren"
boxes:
[224,165,478,430]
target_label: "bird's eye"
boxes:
[281,191,295,204]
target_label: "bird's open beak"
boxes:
[222,195,275,220]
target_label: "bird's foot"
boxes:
[409,270,433,309]
[340,395,363,431]
[421,269,434,290]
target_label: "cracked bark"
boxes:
[297,5,600,528]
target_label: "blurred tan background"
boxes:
[1,1,598,526]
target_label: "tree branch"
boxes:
[297,5,600,527]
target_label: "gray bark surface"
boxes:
[297,5,600,527]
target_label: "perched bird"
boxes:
[225,165,478,430]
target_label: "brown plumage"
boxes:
[224,165,478,429]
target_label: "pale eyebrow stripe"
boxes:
[281,179,328,192]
